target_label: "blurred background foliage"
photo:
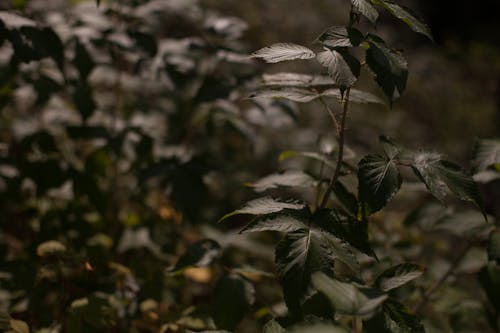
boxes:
[0,0,499,332]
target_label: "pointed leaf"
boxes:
[374,0,433,40]
[250,43,315,63]
[290,323,349,333]
[358,153,402,215]
[317,49,360,90]
[250,87,320,103]
[262,73,335,87]
[212,274,255,330]
[247,170,317,192]
[275,229,336,315]
[351,0,379,24]
[312,272,388,318]
[375,263,425,292]
[365,35,408,104]
[472,139,500,172]
[411,152,485,213]
[241,212,308,234]
[220,197,306,222]
[365,299,425,333]
[315,26,364,48]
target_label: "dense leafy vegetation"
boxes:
[0,0,499,332]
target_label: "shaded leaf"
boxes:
[411,152,485,214]
[351,0,379,24]
[290,322,349,333]
[250,43,315,63]
[365,35,408,104]
[220,197,307,222]
[317,49,360,91]
[488,229,500,264]
[358,153,402,215]
[212,274,255,330]
[374,0,433,40]
[375,263,425,292]
[332,181,359,217]
[312,272,387,318]
[279,150,337,169]
[315,26,364,48]
[365,299,425,333]
[478,262,500,312]
[170,239,221,272]
[241,212,308,234]
[246,170,317,192]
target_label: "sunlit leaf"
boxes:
[351,0,379,24]
[317,49,360,91]
[220,197,307,222]
[375,263,425,292]
[246,170,317,192]
[250,43,315,63]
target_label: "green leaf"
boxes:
[375,263,425,292]
[472,139,500,172]
[410,152,485,214]
[275,229,336,315]
[488,228,500,264]
[332,181,359,217]
[351,0,379,24]
[365,299,425,333]
[212,274,255,330]
[220,197,307,222]
[478,262,500,312]
[358,153,402,215]
[250,43,315,63]
[241,212,308,234]
[365,35,408,104]
[315,26,364,48]
[313,209,374,257]
[170,239,221,272]
[250,87,320,103]
[262,73,335,87]
[312,272,388,318]
[317,49,360,91]
[263,319,286,333]
[373,0,433,40]
[246,170,317,192]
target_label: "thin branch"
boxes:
[319,96,340,136]
[319,88,350,209]
[413,241,472,313]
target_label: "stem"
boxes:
[352,317,361,333]
[319,88,350,209]
[319,96,340,137]
[413,241,472,313]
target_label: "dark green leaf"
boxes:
[275,229,336,315]
[315,26,364,48]
[479,262,500,312]
[220,197,307,222]
[170,239,221,272]
[317,49,360,91]
[73,81,96,120]
[246,170,317,192]
[365,35,408,104]
[250,43,315,63]
[313,209,374,257]
[240,211,308,234]
[375,263,425,292]
[373,0,433,40]
[351,0,379,24]
[488,228,500,264]
[365,299,425,333]
[332,181,359,217]
[358,153,402,215]
[411,152,485,214]
[212,274,255,330]
[312,272,387,318]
